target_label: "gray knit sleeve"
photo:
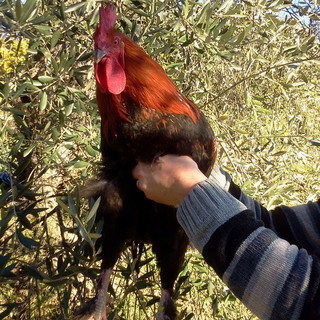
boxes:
[177,178,318,320]
[210,164,265,220]
[176,179,247,252]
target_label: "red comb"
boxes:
[99,2,117,32]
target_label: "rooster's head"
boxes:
[93,3,126,95]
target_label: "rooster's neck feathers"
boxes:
[97,35,200,140]
[95,4,200,141]
[123,36,199,121]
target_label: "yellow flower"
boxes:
[0,38,29,74]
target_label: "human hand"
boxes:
[132,155,207,206]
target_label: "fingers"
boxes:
[135,177,148,192]
[132,161,149,178]
[132,166,143,191]
[132,162,150,192]
[132,163,142,180]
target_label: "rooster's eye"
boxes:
[113,38,119,46]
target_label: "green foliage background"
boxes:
[0,0,319,319]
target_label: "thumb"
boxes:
[132,162,147,180]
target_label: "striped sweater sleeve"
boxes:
[210,164,320,254]
[177,179,320,320]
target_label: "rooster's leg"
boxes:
[93,268,112,320]
[73,268,112,320]
[156,289,173,320]
[153,228,189,320]
[74,230,125,320]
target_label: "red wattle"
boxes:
[106,56,126,95]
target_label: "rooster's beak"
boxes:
[95,49,108,63]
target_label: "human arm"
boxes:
[133,155,320,319]
[210,164,320,255]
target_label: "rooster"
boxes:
[76,3,216,320]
